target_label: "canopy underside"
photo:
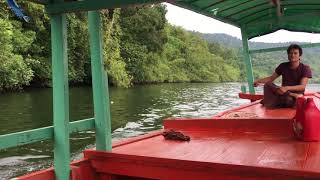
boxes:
[29,0,320,39]
[172,0,320,39]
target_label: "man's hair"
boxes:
[287,44,303,56]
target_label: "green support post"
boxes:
[88,11,112,151]
[50,12,70,180]
[241,28,255,94]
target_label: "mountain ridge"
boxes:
[194,32,320,54]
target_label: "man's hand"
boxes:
[253,81,262,87]
[276,86,289,95]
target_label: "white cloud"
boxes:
[164,3,320,43]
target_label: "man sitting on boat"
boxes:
[253,44,312,108]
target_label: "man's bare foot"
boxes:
[289,92,303,98]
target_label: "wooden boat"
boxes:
[2,0,320,179]
[18,92,320,179]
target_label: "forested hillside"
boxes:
[1,1,318,92]
[200,33,320,82]
[0,2,242,92]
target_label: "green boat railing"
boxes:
[0,118,95,150]
[1,1,114,179]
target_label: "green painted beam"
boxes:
[88,11,112,151]
[230,5,272,22]
[246,11,320,26]
[237,8,274,24]
[201,0,246,12]
[219,1,269,18]
[70,118,95,133]
[0,126,52,150]
[250,43,320,54]
[242,11,320,39]
[45,0,162,14]
[174,1,240,27]
[241,28,255,94]
[50,7,70,179]
[0,118,95,150]
[231,4,320,24]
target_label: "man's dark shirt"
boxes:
[275,62,312,93]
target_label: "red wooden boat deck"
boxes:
[19,94,320,180]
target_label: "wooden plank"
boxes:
[174,1,240,27]
[17,159,95,180]
[163,118,292,133]
[70,118,95,133]
[238,92,263,101]
[241,28,255,94]
[250,43,320,54]
[50,5,70,178]
[88,11,112,151]
[0,126,52,150]
[0,118,94,150]
[45,0,163,14]
[85,151,320,179]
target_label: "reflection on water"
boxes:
[0,83,318,179]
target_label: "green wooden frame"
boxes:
[241,28,255,94]
[250,42,320,54]
[0,118,95,150]
[88,11,112,151]
[51,10,70,178]
[45,0,162,14]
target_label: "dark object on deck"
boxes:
[162,129,190,141]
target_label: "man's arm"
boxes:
[288,77,309,91]
[277,77,309,95]
[253,72,279,86]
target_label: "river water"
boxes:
[0,83,318,179]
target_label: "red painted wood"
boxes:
[314,93,320,99]
[16,93,320,180]
[17,167,55,180]
[213,100,296,119]
[85,150,318,180]
[213,100,261,117]
[91,127,320,179]
[112,130,163,148]
[163,119,291,134]
[232,103,296,119]
[302,91,316,96]
[17,159,95,180]
[238,91,318,101]
[239,93,263,101]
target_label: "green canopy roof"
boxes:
[42,0,320,39]
[171,0,320,39]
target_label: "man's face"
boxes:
[288,49,300,63]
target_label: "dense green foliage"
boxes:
[2,2,318,92]
[0,2,242,91]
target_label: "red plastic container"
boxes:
[293,97,320,141]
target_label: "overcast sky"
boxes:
[164,3,320,43]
